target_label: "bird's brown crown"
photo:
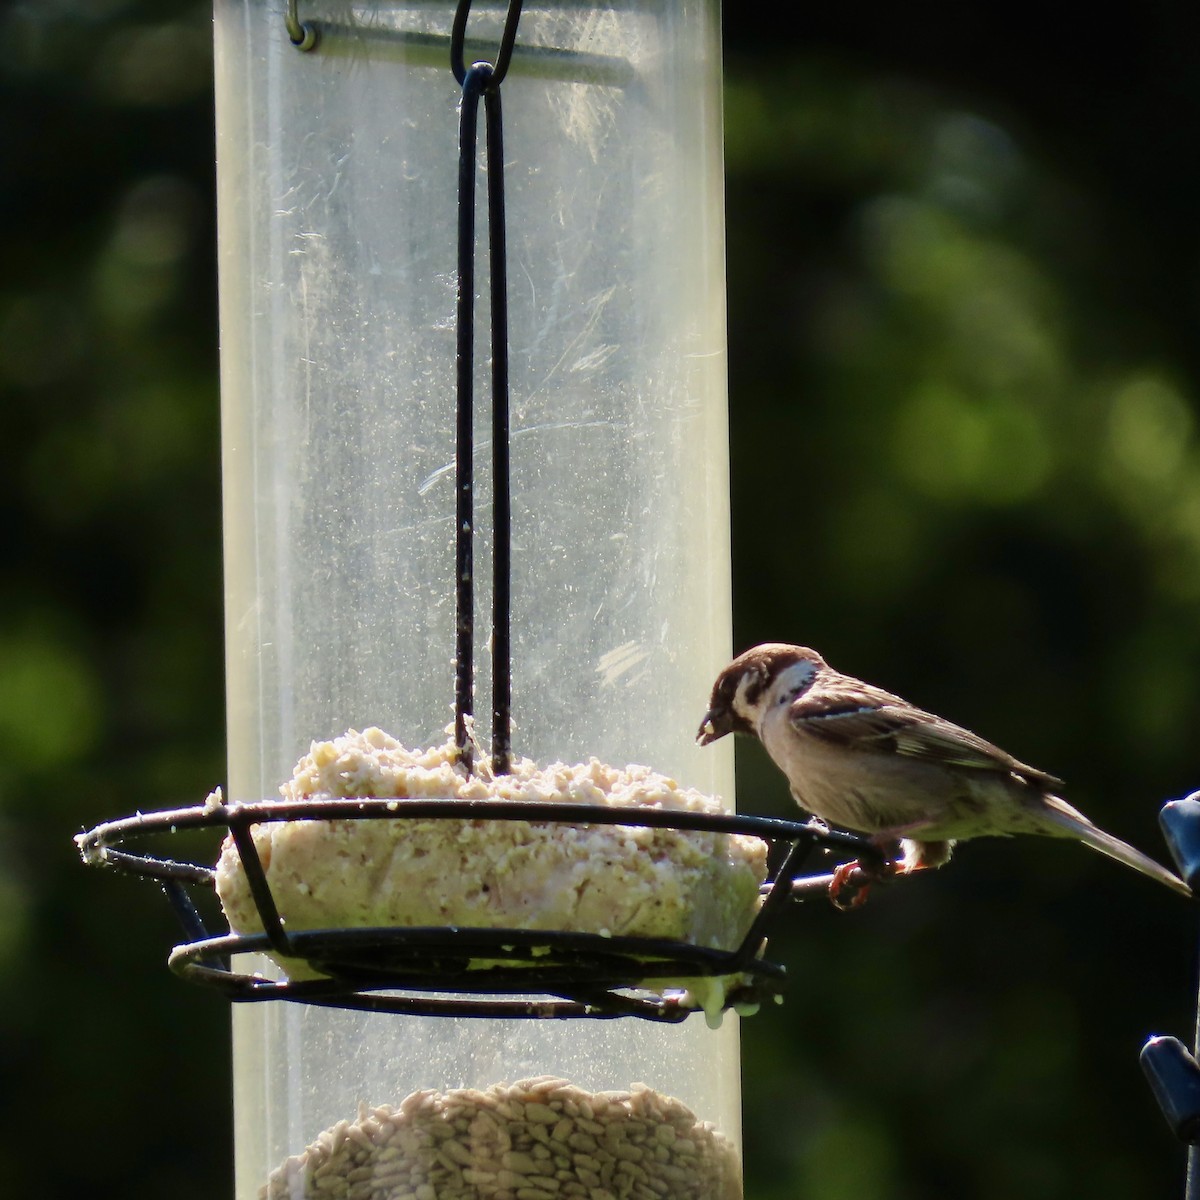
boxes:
[723,643,822,700]
[699,643,825,743]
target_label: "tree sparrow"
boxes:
[698,643,1189,898]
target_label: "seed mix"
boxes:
[261,1076,742,1200]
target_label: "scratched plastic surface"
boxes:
[213,1,735,1195]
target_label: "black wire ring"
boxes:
[76,795,886,1019]
[451,0,525,86]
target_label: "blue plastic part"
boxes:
[1141,1035,1200,1142]
[1160,795,1200,892]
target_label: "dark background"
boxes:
[3,2,1199,1197]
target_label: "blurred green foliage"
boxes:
[1,4,226,1199]
[2,2,1198,1198]
[723,25,1200,1200]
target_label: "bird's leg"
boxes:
[828,860,876,909]
[827,840,895,911]
[827,834,951,910]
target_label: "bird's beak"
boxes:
[696,707,734,747]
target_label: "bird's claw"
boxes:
[828,855,897,911]
[828,860,871,910]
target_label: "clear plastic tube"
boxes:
[213,1,735,1196]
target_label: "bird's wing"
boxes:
[787,690,1065,790]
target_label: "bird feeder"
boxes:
[77,2,878,1198]
[72,6,1200,1194]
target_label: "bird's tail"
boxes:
[1039,795,1191,897]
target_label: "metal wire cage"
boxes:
[76,795,878,1021]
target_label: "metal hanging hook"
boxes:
[451,0,525,86]
[451,0,522,776]
[285,0,318,51]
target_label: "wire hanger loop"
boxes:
[284,0,318,50]
[451,0,525,86]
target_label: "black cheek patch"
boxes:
[740,670,768,707]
